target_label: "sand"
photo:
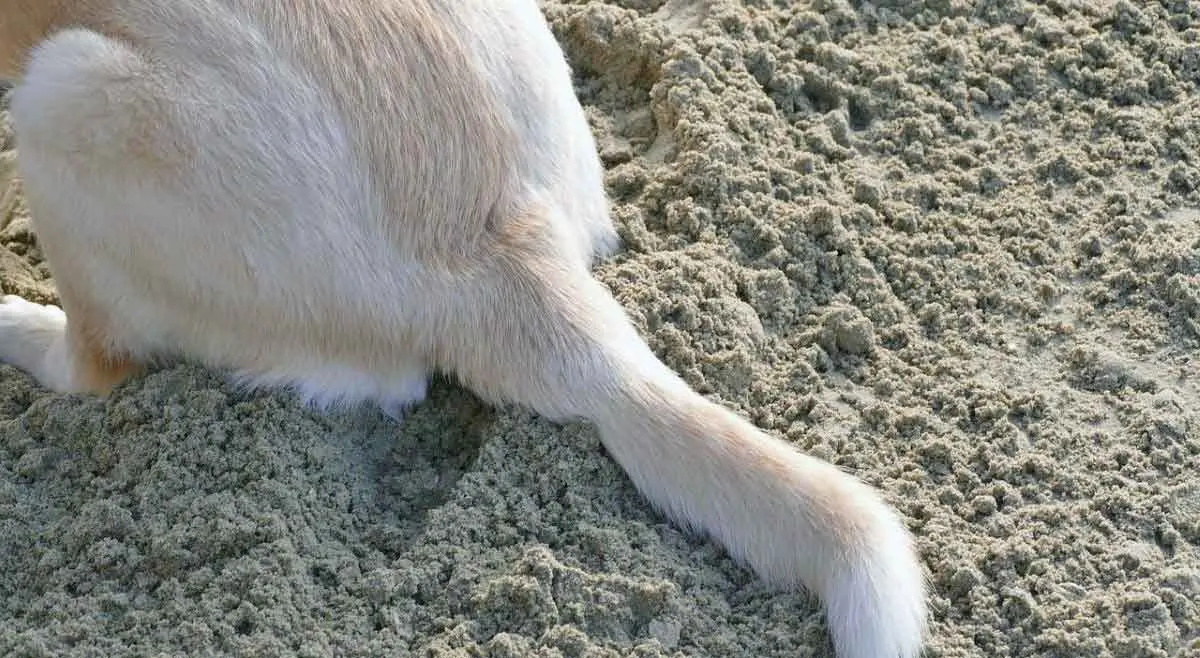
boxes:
[1,1,1198,656]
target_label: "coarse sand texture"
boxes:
[1,1,1198,656]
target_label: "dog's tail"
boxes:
[592,369,927,658]
[441,245,927,658]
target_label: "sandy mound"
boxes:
[1,1,1197,656]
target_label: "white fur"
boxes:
[0,295,74,392]
[0,1,927,656]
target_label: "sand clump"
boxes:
[1,1,1199,656]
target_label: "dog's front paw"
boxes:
[0,294,72,387]
[0,294,66,356]
[0,294,65,317]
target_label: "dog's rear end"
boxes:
[0,2,927,655]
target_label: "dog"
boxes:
[0,2,927,655]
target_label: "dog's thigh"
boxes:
[0,30,185,392]
[5,28,272,390]
[6,28,431,402]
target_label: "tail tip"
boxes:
[826,518,928,658]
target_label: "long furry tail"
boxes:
[440,244,928,658]
[594,365,927,658]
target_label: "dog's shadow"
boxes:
[328,374,495,559]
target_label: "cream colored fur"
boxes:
[0,1,927,655]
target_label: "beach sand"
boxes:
[1,1,1198,656]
